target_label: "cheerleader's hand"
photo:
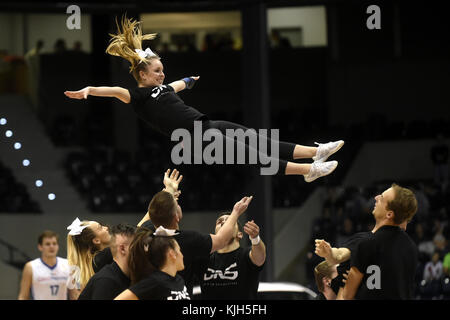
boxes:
[64,87,90,99]
[182,76,200,89]
[232,196,253,217]
[163,169,183,190]
[244,220,260,239]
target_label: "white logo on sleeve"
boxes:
[151,85,167,98]
[203,262,238,281]
[167,286,190,300]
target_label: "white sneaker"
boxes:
[312,140,345,163]
[304,160,338,183]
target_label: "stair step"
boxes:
[0,94,90,215]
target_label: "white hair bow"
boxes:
[67,217,88,236]
[144,226,178,252]
[135,47,157,59]
[154,226,179,237]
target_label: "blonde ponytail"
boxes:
[66,220,97,288]
[106,16,159,76]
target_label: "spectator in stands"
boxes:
[54,39,67,54]
[232,36,242,50]
[430,133,449,190]
[345,187,369,222]
[159,42,170,54]
[323,186,345,224]
[202,34,216,52]
[72,41,85,53]
[412,183,431,222]
[0,49,10,73]
[423,251,443,282]
[433,221,448,257]
[25,40,44,60]
[443,252,450,277]
[336,217,354,247]
[270,30,292,49]
[312,206,337,245]
[216,34,233,51]
[25,40,45,107]
[413,222,436,258]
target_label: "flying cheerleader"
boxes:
[65,16,344,181]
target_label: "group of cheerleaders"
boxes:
[64,16,345,300]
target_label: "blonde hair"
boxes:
[314,260,335,293]
[388,183,418,225]
[66,220,98,288]
[106,16,159,82]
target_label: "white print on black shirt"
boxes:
[151,85,167,99]
[167,286,190,300]
[366,265,381,290]
[203,262,238,281]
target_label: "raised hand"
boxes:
[64,87,90,99]
[232,196,253,216]
[244,220,260,239]
[315,239,332,258]
[163,169,183,195]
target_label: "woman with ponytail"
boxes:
[115,226,189,300]
[66,218,111,299]
[65,16,343,181]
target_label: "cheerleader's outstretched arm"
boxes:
[64,86,131,104]
[168,76,199,93]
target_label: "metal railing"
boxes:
[0,237,31,270]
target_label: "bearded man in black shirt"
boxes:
[198,214,266,300]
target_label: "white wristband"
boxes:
[250,235,260,246]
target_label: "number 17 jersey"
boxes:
[30,257,70,300]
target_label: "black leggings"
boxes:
[201,120,297,175]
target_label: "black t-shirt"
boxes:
[128,85,207,137]
[199,247,264,300]
[78,261,130,300]
[130,271,190,300]
[93,247,113,273]
[350,225,418,300]
[332,232,374,292]
[141,221,212,295]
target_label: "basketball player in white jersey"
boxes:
[18,230,70,300]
